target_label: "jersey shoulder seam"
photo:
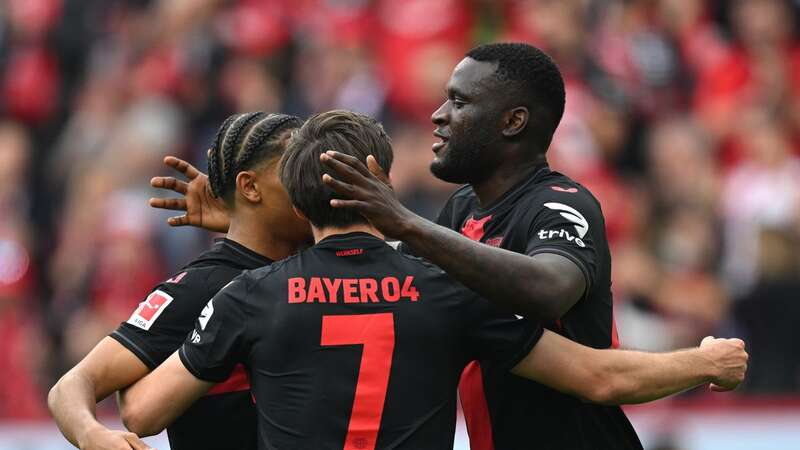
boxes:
[200,265,243,295]
[393,250,447,276]
[241,254,296,293]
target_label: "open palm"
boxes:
[149,156,230,232]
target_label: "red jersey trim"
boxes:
[459,361,495,450]
[611,313,620,349]
[207,363,250,395]
[458,215,496,449]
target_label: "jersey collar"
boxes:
[314,231,388,249]
[215,238,273,267]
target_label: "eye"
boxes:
[452,99,466,109]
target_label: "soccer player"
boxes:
[117,110,746,450]
[318,43,695,449]
[48,113,309,450]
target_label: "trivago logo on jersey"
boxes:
[538,202,589,248]
[127,290,174,330]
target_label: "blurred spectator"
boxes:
[721,108,800,292]
[734,228,800,392]
[694,0,800,147]
[647,117,719,213]
[0,121,48,419]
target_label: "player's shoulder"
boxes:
[527,170,603,216]
[392,248,478,298]
[233,254,298,293]
[159,260,241,298]
[121,263,236,333]
[394,248,448,276]
[134,265,236,322]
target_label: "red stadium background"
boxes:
[1,0,799,448]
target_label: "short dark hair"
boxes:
[208,112,303,204]
[466,42,566,147]
[280,110,393,229]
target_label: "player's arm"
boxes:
[121,277,252,435]
[119,352,213,437]
[510,330,749,404]
[149,155,231,232]
[48,338,152,450]
[320,151,583,320]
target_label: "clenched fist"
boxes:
[699,336,748,392]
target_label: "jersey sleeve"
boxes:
[524,189,601,290]
[465,294,544,371]
[179,276,251,383]
[109,268,225,370]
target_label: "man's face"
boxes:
[430,57,505,184]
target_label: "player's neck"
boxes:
[312,223,384,243]
[472,156,546,207]
[226,217,299,262]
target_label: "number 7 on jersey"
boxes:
[321,313,395,450]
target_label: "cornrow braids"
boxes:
[219,112,266,201]
[208,114,241,198]
[206,111,303,203]
[235,114,302,174]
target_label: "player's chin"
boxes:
[429,158,467,184]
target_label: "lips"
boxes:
[432,130,450,154]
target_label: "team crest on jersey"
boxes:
[485,236,504,247]
[198,299,214,330]
[127,290,174,330]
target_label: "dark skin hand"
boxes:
[320,150,586,320]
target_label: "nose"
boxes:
[431,101,449,125]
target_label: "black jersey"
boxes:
[179,232,542,450]
[111,238,270,450]
[436,164,643,450]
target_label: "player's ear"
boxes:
[236,170,261,204]
[503,106,529,138]
[292,206,308,222]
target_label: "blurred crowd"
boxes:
[1,0,800,421]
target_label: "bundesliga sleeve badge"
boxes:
[127,290,174,330]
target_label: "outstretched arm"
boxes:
[48,337,152,449]
[320,151,585,320]
[119,351,213,437]
[511,331,748,405]
[149,156,230,232]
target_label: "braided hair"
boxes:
[208,112,303,203]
